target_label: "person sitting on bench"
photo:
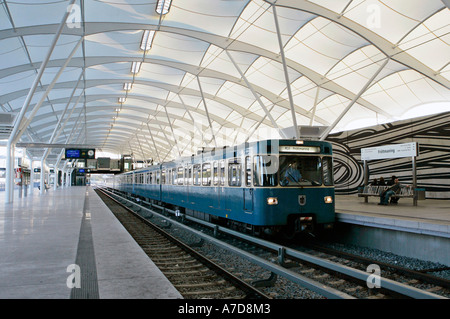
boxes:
[379,177,401,205]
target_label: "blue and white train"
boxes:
[113,139,335,237]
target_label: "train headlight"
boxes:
[324,196,333,204]
[267,197,278,205]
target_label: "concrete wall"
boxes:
[335,223,450,266]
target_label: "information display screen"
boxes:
[65,149,95,159]
[65,149,81,158]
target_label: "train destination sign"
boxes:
[279,145,320,153]
[361,142,418,161]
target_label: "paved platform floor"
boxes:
[335,195,450,238]
[1,186,448,298]
[0,186,182,299]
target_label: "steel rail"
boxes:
[101,188,354,299]
[96,188,269,299]
[103,187,447,299]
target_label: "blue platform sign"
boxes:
[66,149,81,158]
[65,149,95,159]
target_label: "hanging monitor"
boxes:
[65,149,95,159]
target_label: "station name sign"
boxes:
[361,142,418,161]
[65,148,95,159]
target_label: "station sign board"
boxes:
[361,142,418,161]
[65,148,95,159]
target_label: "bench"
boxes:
[358,185,426,205]
[358,185,413,198]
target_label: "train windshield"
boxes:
[279,156,323,186]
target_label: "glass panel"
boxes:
[212,161,219,185]
[177,167,184,185]
[202,163,211,186]
[219,160,225,186]
[245,156,252,186]
[193,164,201,186]
[253,155,278,186]
[279,156,322,186]
[228,159,241,187]
[322,156,334,186]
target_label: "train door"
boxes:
[212,160,225,209]
[212,161,219,209]
[243,156,254,212]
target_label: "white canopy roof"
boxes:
[1,0,449,163]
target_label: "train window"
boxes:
[202,163,211,186]
[184,166,191,185]
[219,160,225,186]
[228,159,241,187]
[156,170,160,184]
[139,173,144,184]
[213,161,219,186]
[177,167,184,185]
[253,155,278,187]
[193,164,201,186]
[149,172,153,184]
[323,157,334,186]
[161,169,166,184]
[245,156,252,187]
[172,169,176,185]
[279,156,322,186]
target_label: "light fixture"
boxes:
[140,30,155,51]
[324,196,333,204]
[131,61,142,74]
[118,97,126,103]
[123,83,133,91]
[267,197,278,205]
[155,0,172,15]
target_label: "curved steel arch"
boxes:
[0,24,396,117]
[1,1,447,166]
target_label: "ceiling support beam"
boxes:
[320,57,390,140]
[178,94,204,140]
[14,37,83,145]
[146,123,161,163]
[41,74,84,163]
[244,103,276,143]
[196,76,217,148]
[225,50,287,139]
[264,0,449,89]
[309,85,321,126]
[271,4,299,139]
[164,106,181,157]
[5,0,77,203]
[135,133,147,161]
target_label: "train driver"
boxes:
[284,161,302,184]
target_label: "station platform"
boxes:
[0,186,182,299]
[335,195,450,266]
[335,195,450,238]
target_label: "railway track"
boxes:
[95,188,269,299]
[99,187,448,299]
[293,243,450,298]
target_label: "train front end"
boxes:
[252,140,335,237]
